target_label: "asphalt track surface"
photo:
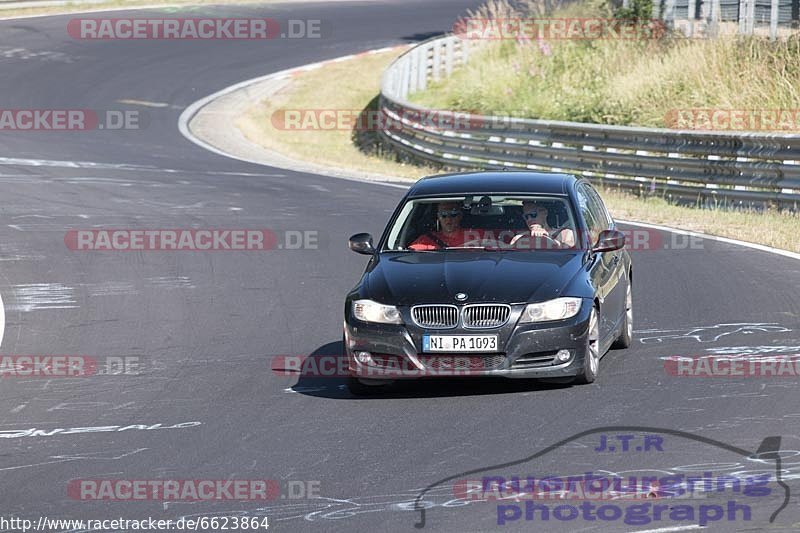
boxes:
[1,1,800,532]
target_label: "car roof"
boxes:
[406,171,579,198]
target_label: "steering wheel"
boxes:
[509,231,560,249]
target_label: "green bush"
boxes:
[612,0,654,23]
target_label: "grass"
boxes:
[237,44,800,253]
[598,188,800,252]
[411,1,800,128]
[236,49,438,180]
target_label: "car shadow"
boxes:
[281,340,576,399]
[399,31,448,42]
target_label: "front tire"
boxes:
[612,279,633,349]
[573,306,600,384]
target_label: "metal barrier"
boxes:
[659,0,800,39]
[378,35,800,209]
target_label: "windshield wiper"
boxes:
[481,246,524,251]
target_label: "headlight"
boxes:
[352,299,403,324]
[519,297,582,323]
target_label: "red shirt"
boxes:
[409,230,484,250]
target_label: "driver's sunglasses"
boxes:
[523,210,540,219]
[438,210,461,219]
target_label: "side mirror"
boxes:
[593,229,626,253]
[348,233,375,255]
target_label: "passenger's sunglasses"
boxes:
[438,210,461,219]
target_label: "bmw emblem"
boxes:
[455,293,468,302]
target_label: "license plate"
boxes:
[423,334,498,352]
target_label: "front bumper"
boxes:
[344,300,592,381]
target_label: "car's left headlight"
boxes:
[519,297,582,323]
[352,299,403,324]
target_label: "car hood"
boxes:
[365,251,585,305]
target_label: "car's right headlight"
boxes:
[519,297,582,323]
[352,299,403,324]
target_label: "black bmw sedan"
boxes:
[344,171,632,395]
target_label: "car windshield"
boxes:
[383,195,579,252]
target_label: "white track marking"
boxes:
[10,283,77,312]
[0,157,284,177]
[618,219,800,261]
[115,99,170,108]
[631,526,704,533]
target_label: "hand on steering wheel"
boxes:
[510,230,560,249]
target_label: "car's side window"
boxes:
[585,185,613,230]
[576,184,601,246]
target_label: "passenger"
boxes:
[510,201,576,249]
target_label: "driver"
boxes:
[510,201,576,249]
[408,202,481,250]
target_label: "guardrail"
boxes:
[378,35,800,209]
[659,0,800,39]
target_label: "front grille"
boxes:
[412,305,458,329]
[463,304,511,328]
[419,354,506,371]
[370,354,408,370]
[480,355,506,369]
[512,351,558,369]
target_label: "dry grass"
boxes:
[600,188,800,252]
[237,49,437,180]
